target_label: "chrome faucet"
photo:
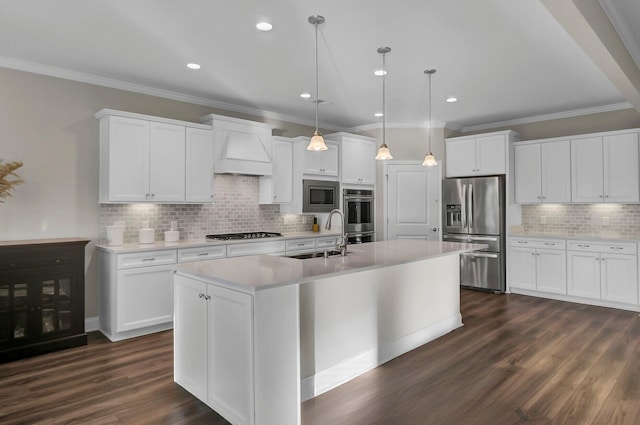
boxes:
[325,208,347,256]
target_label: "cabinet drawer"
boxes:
[178,245,227,263]
[226,240,286,257]
[509,239,565,250]
[316,236,338,249]
[286,238,316,252]
[117,250,177,269]
[567,241,637,254]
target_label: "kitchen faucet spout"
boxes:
[325,208,347,255]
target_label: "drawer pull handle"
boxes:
[198,252,209,256]
[297,243,306,247]
[577,244,590,248]
[517,241,528,244]
[142,257,156,262]
[610,246,624,250]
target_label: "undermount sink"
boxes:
[286,250,346,260]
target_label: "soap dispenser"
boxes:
[312,216,319,232]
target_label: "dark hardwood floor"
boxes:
[1,290,639,424]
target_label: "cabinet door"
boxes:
[601,254,638,304]
[116,264,175,332]
[514,144,541,203]
[603,132,639,203]
[149,122,185,202]
[541,140,571,203]
[207,284,254,425]
[107,116,150,202]
[341,138,376,185]
[445,138,476,177]
[272,138,293,203]
[185,127,215,203]
[303,141,339,177]
[476,135,506,175]
[571,137,604,203]
[174,275,208,402]
[536,249,567,294]
[508,247,537,290]
[567,251,601,299]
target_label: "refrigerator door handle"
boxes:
[461,183,467,229]
[468,183,473,230]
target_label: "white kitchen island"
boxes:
[173,239,484,425]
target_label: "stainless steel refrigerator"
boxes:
[442,176,505,293]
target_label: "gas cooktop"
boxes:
[205,232,283,241]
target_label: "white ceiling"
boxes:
[0,0,638,132]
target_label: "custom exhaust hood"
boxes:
[202,114,274,176]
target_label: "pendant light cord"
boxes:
[314,20,319,133]
[428,71,432,152]
[382,51,386,145]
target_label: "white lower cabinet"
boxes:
[509,238,566,294]
[567,241,638,305]
[174,274,254,425]
[100,249,178,341]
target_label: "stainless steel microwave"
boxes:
[303,179,340,213]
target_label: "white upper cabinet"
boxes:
[259,137,293,204]
[571,131,639,203]
[202,114,273,176]
[302,140,339,178]
[149,122,186,203]
[327,133,376,186]
[97,109,213,204]
[515,140,571,203]
[445,131,514,177]
[185,127,215,203]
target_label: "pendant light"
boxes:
[422,69,438,167]
[306,15,328,151]
[375,47,393,161]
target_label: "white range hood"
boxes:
[202,114,273,176]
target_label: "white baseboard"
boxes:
[85,316,100,332]
[301,313,462,401]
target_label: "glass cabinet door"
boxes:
[0,276,32,346]
[41,272,75,335]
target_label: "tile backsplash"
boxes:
[99,174,313,243]
[521,204,640,238]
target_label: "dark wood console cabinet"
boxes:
[0,238,90,362]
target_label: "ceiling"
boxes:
[1,0,639,132]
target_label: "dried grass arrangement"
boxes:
[0,159,24,202]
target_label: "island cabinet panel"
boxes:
[0,239,89,362]
[174,275,300,425]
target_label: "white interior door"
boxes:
[384,161,441,240]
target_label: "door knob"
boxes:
[431,227,438,232]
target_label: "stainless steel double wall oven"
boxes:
[342,188,375,244]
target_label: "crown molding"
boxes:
[461,102,635,133]
[0,56,345,131]
[349,121,451,133]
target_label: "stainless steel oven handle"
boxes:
[463,252,498,259]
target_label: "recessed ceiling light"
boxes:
[187,63,201,70]
[374,69,387,76]
[256,22,273,31]
[374,112,384,117]
[300,92,311,99]
[446,96,458,103]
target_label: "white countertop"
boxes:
[96,231,342,253]
[174,239,485,293]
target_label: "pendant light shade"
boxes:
[375,47,393,161]
[306,15,328,151]
[422,69,437,167]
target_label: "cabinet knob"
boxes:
[198,293,205,298]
